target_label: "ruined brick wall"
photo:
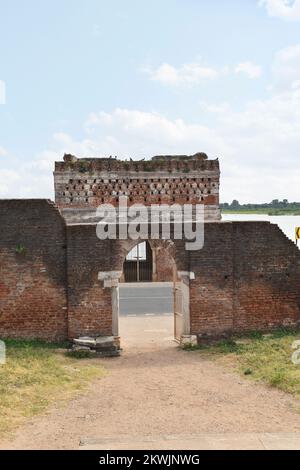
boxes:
[190,222,235,336]
[66,229,188,338]
[67,220,300,340]
[0,200,68,341]
[189,222,300,337]
[232,222,300,332]
[0,200,299,342]
[67,225,115,339]
[54,153,221,221]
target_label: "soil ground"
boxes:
[1,315,300,450]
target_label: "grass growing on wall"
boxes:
[0,339,105,437]
[185,329,300,397]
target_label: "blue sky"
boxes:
[1,0,300,202]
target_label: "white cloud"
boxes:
[272,44,300,89]
[55,108,231,158]
[0,80,6,105]
[235,61,263,79]
[0,45,299,203]
[34,86,300,203]
[0,109,231,199]
[259,0,300,20]
[27,150,60,172]
[0,147,60,199]
[2,81,300,203]
[200,101,231,115]
[0,169,20,196]
[144,62,219,85]
[0,146,7,157]
[218,83,300,172]
[144,61,262,85]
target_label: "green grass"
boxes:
[186,328,300,397]
[0,339,105,436]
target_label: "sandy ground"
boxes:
[1,315,300,450]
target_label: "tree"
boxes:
[231,200,240,209]
[271,199,279,208]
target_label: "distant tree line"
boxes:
[221,200,300,215]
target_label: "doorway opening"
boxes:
[117,241,188,349]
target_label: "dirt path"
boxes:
[1,316,300,450]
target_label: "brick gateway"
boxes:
[0,153,300,343]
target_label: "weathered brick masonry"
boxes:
[189,222,300,337]
[66,221,300,339]
[0,200,68,340]
[66,225,115,339]
[54,152,221,222]
[0,154,300,342]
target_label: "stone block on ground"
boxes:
[73,337,96,348]
[72,335,121,357]
[180,335,198,347]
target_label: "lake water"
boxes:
[222,213,300,248]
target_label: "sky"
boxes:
[0,0,300,203]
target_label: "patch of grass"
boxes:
[0,339,105,437]
[210,339,242,354]
[192,329,300,397]
[66,349,95,359]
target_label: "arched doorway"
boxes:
[123,241,153,282]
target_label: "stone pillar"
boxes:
[98,271,122,339]
[177,271,197,346]
[111,281,120,337]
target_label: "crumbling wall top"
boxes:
[55,153,219,173]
